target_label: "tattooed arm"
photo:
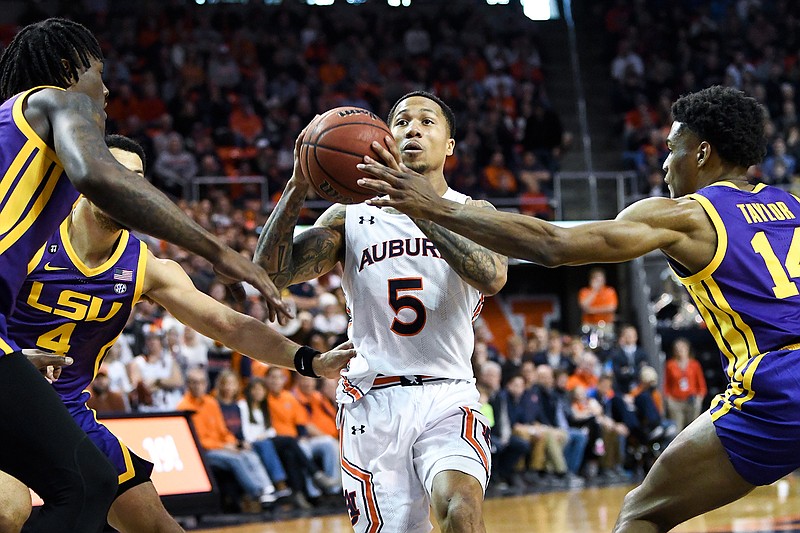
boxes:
[413,199,507,295]
[254,132,345,290]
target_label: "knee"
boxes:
[0,496,31,533]
[615,487,670,533]
[433,489,483,533]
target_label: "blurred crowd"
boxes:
[601,0,800,196]
[5,0,572,219]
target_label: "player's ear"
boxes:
[61,59,76,84]
[697,141,711,167]
[446,138,455,157]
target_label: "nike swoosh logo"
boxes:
[43,262,68,271]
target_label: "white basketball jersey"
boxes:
[337,188,483,404]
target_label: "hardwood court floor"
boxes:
[196,475,800,533]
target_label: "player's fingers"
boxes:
[371,140,400,170]
[384,135,402,166]
[357,162,403,186]
[357,177,396,194]
[365,197,394,207]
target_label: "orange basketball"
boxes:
[300,107,392,204]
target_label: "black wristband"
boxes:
[294,345,321,378]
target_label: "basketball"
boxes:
[300,107,393,204]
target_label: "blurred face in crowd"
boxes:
[390,96,454,176]
[296,375,317,395]
[673,338,691,361]
[249,380,267,402]
[506,375,526,399]
[479,362,501,392]
[536,365,554,390]
[216,373,240,402]
[265,368,287,395]
[619,326,638,347]
[186,369,208,398]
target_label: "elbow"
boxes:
[481,271,507,296]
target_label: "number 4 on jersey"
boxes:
[388,278,426,336]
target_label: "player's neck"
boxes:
[67,202,123,268]
[428,173,448,196]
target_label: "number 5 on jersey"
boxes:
[388,278,426,336]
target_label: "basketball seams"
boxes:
[309,146,373,198]
[301,108,392,204]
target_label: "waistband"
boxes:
[371,374,448,389]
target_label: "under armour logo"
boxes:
[351,425,365,435]
[49,244,58,253]
[358,216,375,225]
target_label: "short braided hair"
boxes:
[0,18,102,100]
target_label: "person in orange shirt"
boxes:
[292,375,338,440]
[177,368,278,508]
[264,366,341,498]
[565,353,600,393]
[578,267,619,328]
[663,338,707,431]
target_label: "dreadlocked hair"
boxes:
[0,18,102,101]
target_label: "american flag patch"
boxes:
[113,268,133,281]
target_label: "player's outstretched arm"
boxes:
[32,89,290,323]
[413,200,508,295]
[358,159,700,267]
[254,130,344,289]
[143,252,354,379]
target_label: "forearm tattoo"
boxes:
[414,214,506,288]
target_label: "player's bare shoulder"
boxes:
[618,196,708,233]
[314,202,347,234]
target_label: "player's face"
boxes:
[66,56,108,113]
[663,121,702,198]
[90,147,144,232]
[390,96,455,175]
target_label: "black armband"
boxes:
[294,345,321,378]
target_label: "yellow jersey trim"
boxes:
[26,244,46,275]
[0,165,63,255]
[11,86,64,164]
[674,193,727,285]
[0,336,13,354]
[59,217,130,278]
[89,406,135,484]
[132,241,149,305]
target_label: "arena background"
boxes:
[3,0,794,530]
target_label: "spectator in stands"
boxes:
[128,330,184,412]
[103,343,134,411]
[566,352,600,393]
[178,368,278,509]
[236,378,294,503]
[521,100,564,172]
[180,326,212,371]
[86,365,128,414]
[762,138,796,184]
[609,324,649,394]
[480,364,531,493]
[312,292,348,340]
[534,365,588,481]
[263,367,341,500]
[481,150,518,198]
[153,133,198,198]
[532,329,571,372]
[631,366,677,448]
[293,375,339,440]
[663,338,707,432]
[578,267,619,330]
[500,334,527,387]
